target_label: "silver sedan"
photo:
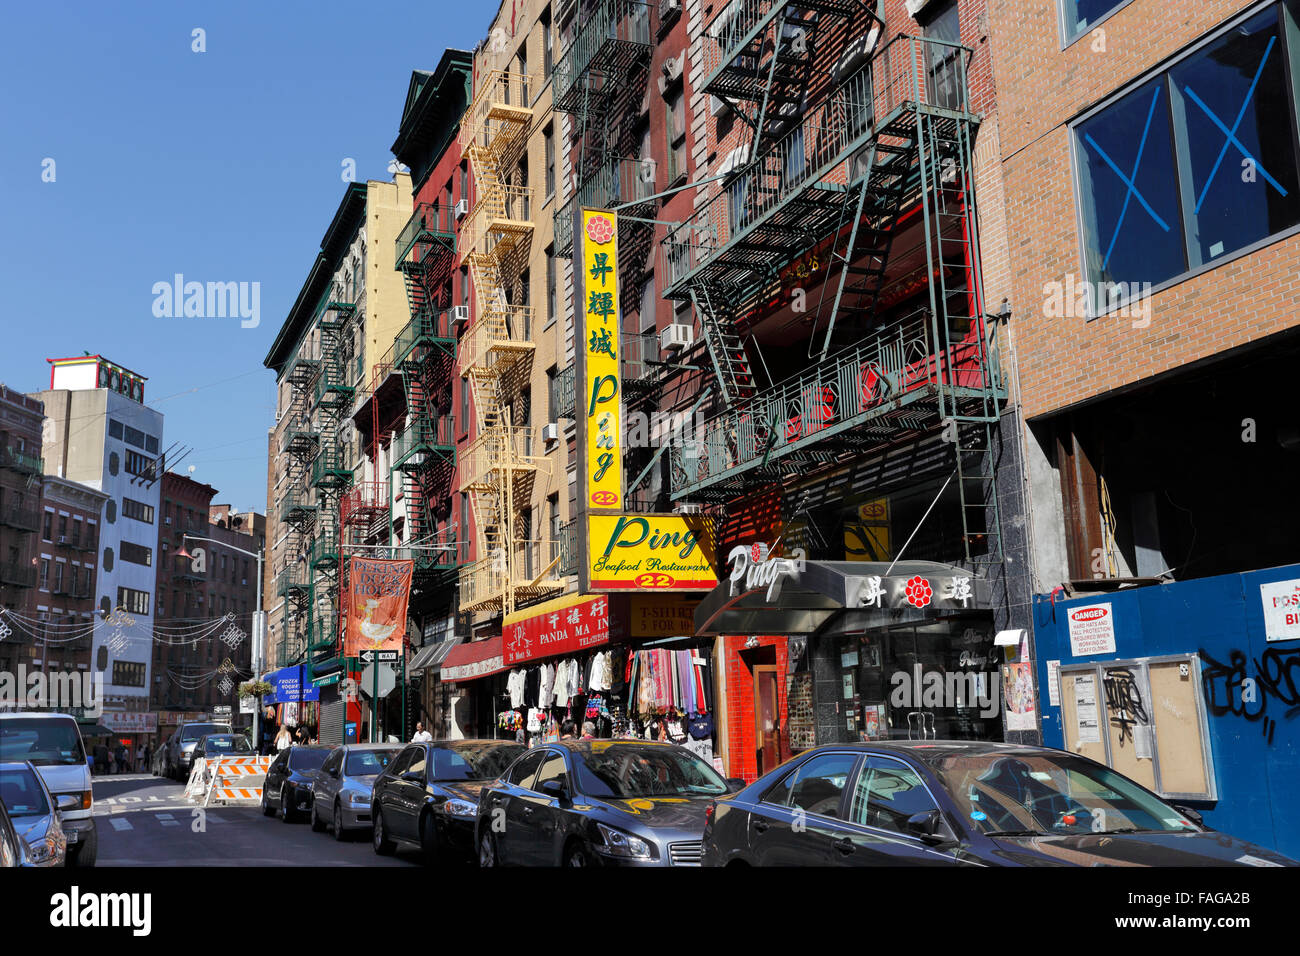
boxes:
[309,744,401,840]
[0,760,75,867]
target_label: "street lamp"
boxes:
[179,534,266,749]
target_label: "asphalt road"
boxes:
[90,773,424,866]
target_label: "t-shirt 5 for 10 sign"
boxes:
[583,209,622,510]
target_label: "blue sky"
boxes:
[0,0,487,512]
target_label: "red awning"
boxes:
[440,635,507,683]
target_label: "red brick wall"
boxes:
[721,634,789,781]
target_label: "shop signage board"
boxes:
[1066,602,1117,657]
[343,557,413,659]
[100,711,157,734]
[1260,578,1300,641]
[629,595,699,637]
[728,542,807,601]
[504,593,611,666]
[588,514,718,590]
[581,209,622,511]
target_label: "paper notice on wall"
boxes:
[1134,724,1154,760]
[1046,660,1061,707]
[1074,674,1101,744]
[1067,603,1117,657]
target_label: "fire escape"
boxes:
[307,291,356,659]
[388,201,461,585]
[457,66,559,617]
[660,3,1006,563]
[276,338,319,666]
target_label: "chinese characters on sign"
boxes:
[503,594,611,666]
[582,210,622,510]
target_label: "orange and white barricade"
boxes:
[200,755,274,807]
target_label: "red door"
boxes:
[754,665,781,776]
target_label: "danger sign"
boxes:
[1067,602,1116,657]
[1260,578,1300,643]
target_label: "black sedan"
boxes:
[701,741,1299,866]
[476,740,742,867]
[261,745,334,823]
[371,740,525,863]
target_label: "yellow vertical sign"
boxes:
[582,209,622,510]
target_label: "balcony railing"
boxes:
[457,306,535,374]
[661,35,973,300]
[0,561,36,588]
[458,426,541,491]
[0,446,43,475]
[558,519,579,576]
[458,539,564,611]
[279,493,316,524]
[458,69,533,157]
[668,308,1001,498]
[392,310,457,369]
[461,184,535,262]
[553,0,655,113]
[394,202,456,271]
[554,153,659,256]
[390,417,456,471]
[340,481,390,528]
[0,504,41,532]
[309,536,339,570]
[276,567,309,597]
[555,332,660,419]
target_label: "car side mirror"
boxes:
[540,779,568,803]
[56,794,80,814]
[1172,804,1207,828]
[726,778,746,794]
[401,770,424,784]
[906,810,956,847]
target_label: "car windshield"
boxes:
[181,724,228,742]
[345,750,396,776]
[0,718,86,766]
[429,743,526,781]
[931,752,1203,836]
[202,736,250,753]
[0,767,50,818]
[575,744,728,799]
[288,749,331,772]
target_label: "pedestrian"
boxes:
[294,727,308,746]
[274,725,293,752]
[260,706,278,756]
[135,742,144,771]
[411,722,433,743]
[93,741,110,776]
[559,719,577,740]
[580,721,597,740]
[143,742,152,772]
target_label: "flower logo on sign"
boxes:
[586,215,614,245]
[904,575,933,608]
[750,543,765,563]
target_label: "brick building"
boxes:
[0,385,47,676]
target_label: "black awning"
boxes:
[408,637,463,674]
[694,558,992,637]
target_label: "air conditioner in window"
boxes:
[660,0,681,17]
[451,305,470,326]
[542,423,559,444]
[455,198,469,220]
[57,536,68,545]
[660,323,693,351]
[165,516,171,525]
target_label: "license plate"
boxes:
[66,829,79,844]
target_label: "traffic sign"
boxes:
[359,664,396,699]
[359,649,400,664]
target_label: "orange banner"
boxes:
[344,558,413,659]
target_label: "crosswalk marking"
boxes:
[110,818,133,832]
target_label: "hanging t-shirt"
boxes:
[538,663,556,708]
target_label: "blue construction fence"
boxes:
[1032,563,1300,859]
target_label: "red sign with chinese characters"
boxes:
[503,594,611,666]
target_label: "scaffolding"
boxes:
[654,12,1006,563]
[456,66,560,615]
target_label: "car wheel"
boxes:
[419,813,440,866]
[279,786,293,823]
[333,802,347,842]
[478,830,497,868]
[563,841,591,867]
[310,801,326,833]
[372,808,395,855]
[261,786,274,817]
[67,829,97,867]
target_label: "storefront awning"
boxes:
[440,635,508,683]
[264,664,320,703]
[409,637,464,674]
[695,559,992,637]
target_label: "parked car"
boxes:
[475,740,742,867]
[309,744,401,841]
[261,745,333,822]
[0,760,73,866]
[0,793,24,867]
[701,741,1300,867]
[163,722,232,781]
[0,713,96,865]
[192,733,253,763]
[371,740,526,863]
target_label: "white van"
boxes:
[0,713,96,865]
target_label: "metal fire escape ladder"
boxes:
[690,284,757,407]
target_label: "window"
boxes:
[849,757,939,834]
[535,750,568,792]
[108,452,118,476]
[58,515,67,540]
[762,751,857,818]
[544,124,555,198]
[407,747,427,781]
[460,377,470,431]
[120,541,153,567]
[549,493,560,543]
[665,88,687,183]
[124,425,146,449]
[546,248,557,328]
[122,498,155,523]
[53,562,64,593]
[117,586,150,615]
[42,511,52,541]
[547,366,559,421]
[1074,4,1300,311]
[108,419,124,440]
[39,559,49,590]
[102,548,113,571]
[124,450,154,479]
[922,0,963,111]
[72,518,82,545]
[507,749,546,788]
[112,661,146,687]
[1060,0,1133,44]
[542,6,553,78]
[639,276,656,332]
[105,500,116,523]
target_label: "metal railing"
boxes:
[392,309,457,368]
[554,153,659,255]
[662,35,972,298]
[556,331,659,419]
[0,504,41,532]
[553,0,655,111]
[458,425,541,490]
[276,567,309,597]
[390,416,456,468]
[394,202,456,271]
[458,69,534,156]
[668,308,998,495]
[457,306,535,373]
[0,561,36,588]
[458,539,564,609]
[461,184,535,259]
[0,446,43,475]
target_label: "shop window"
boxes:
[1073,3,1300,311]
[1057,655,1216,801]
[849,757,939,834]
[762,750,858,817]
